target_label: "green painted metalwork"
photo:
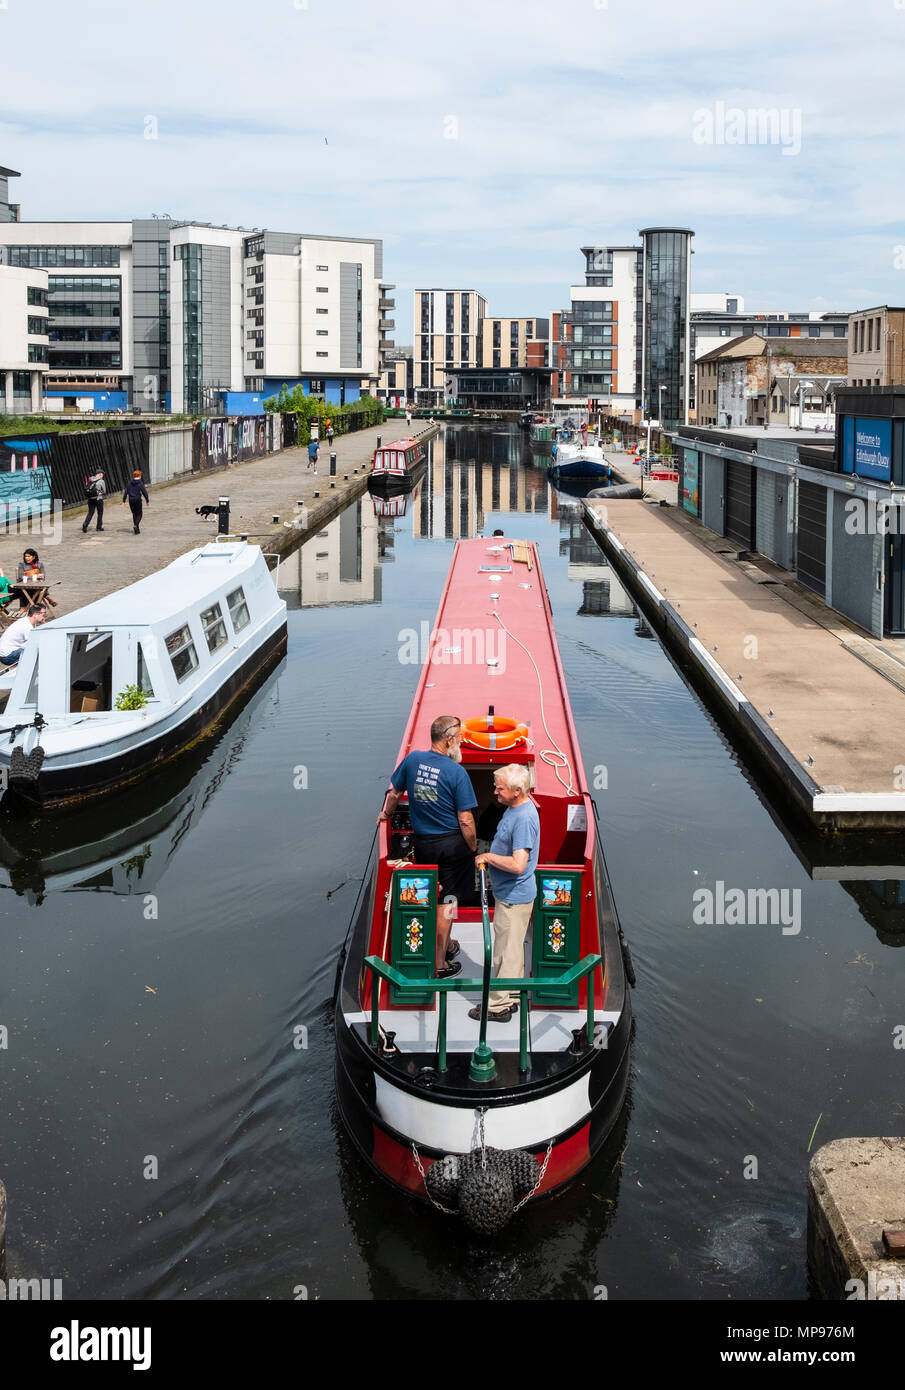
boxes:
[469,867,496,1083]
[362,953,603,1076]
[390,867,438,1006]
[531,868,584,1006]
[438,992,448,1072]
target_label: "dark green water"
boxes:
[1,422,903,1300]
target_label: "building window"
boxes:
[316,307,328,314]
[510,322,519,346]
[834,325,846,337]
[493,321,501,348]
[316,286,328,293]
[316,329,328,336]
[309,379,324,394]
[27,286,48,307]
[493,350,501,368]
[27,316,48,335]
[27,344,48,362]
[316,351,328,357]
[446,292,455,332]
[510,350,518,367]
[445,335,454,362]
[8,245,121,268]
[316,264,329,271]
[868,319,873,352]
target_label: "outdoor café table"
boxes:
[16,580,60,612]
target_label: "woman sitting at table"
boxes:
[10,548,46,610]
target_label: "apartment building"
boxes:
[1,165,20,223]
[377,351,412,408]
[0,264,49,412]
[480,316,549,370]
[847,306,905,387]
[0,170,388,413]
[413,290,487,405]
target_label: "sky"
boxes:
[2,0,904,343]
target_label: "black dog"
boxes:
[195,505,219,520]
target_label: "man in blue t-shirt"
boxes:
[378,715,477,978]
[471,763,539,1022]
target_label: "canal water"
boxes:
[1,422,903,1301]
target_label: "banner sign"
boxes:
[0,434,53,518]
[682,447,700,515]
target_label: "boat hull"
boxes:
[550,459,611,482]
[334,983,631,1203]
[2,620,287,809]
[368,459,427,495]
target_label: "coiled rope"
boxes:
[490,609,576,796]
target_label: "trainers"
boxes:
[467,1003,514,1022]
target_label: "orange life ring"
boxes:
[461,715,529,751]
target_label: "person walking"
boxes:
[405,409,412,427]
[122,469,150,534]
[326,423,335,448]
[82,470,106,532]
[307,438,319,473]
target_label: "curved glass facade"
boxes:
[642,229,693,427]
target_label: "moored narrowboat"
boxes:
[0,541,287,809]
[369,437,426,493]
[334,536,634,1234]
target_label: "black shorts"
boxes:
[413,831,475,908]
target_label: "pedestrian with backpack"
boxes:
[122,469,150,534]
[82,471,106,532]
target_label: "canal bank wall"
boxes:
[6,422,438,616]
[583,494,905,831]
[808,1138,905,1300]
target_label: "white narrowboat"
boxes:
[0,541,287,809]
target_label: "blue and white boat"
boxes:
[0,541,287,809]
[549,439,612,484]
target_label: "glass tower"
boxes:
[640,228,694,428]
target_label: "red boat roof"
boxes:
[395,538,587,800]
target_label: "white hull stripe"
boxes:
[374,1071,592,1152]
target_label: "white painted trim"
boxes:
[688,637,747,709]
[374,1071,592,1151]
[636,572,664,604]
[812,792,905,811]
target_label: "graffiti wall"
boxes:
[0,434,54,519]
[236,415,268,462]
[201,418,231,470]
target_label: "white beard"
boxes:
[447,745,463,764]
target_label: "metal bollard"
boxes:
[218,497,230,535]
[376,436,381,449]
[329,452,337,476]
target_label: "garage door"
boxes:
[725,460,757,549]
[797,479,827,597]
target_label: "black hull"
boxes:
[6,623,288,810]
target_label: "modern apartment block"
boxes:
[847,306,905,387]
[481,316,549,370]
[0,171,388,413]
[377,350,412,408]
[0,263,49,412]
[552,230,694,427]
[413,290,487,405]
[1,165,21,223]
[552,245,642,416]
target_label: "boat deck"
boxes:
[348,920,619,1053]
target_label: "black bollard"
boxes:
[329,452,337,476]
[217,497,230,535]
[376,436,381,448]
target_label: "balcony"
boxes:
[379,297,395,310]
[379,318,395,330]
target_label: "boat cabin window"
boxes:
[226,586,250,633]
[137,642,155,698]
[200,602,228,654]
[23,657,39,708]
[165,623,199,683]
[69,631,113,713]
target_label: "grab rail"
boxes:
[471,866,494,1081]
[362,951,602,1080]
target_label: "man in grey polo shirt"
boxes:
[471,763,539,1023]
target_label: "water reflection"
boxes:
[278,498,382,608]
[0,673,280,904]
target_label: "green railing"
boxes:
[364,869,602,1081]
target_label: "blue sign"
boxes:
[842,417,892,481]
[683,448,700,515]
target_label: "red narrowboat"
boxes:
[368,436,426,494]
[334,536,634,1234]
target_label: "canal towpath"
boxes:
[0,421,435,617]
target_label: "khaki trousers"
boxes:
[490,898,534,1009]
